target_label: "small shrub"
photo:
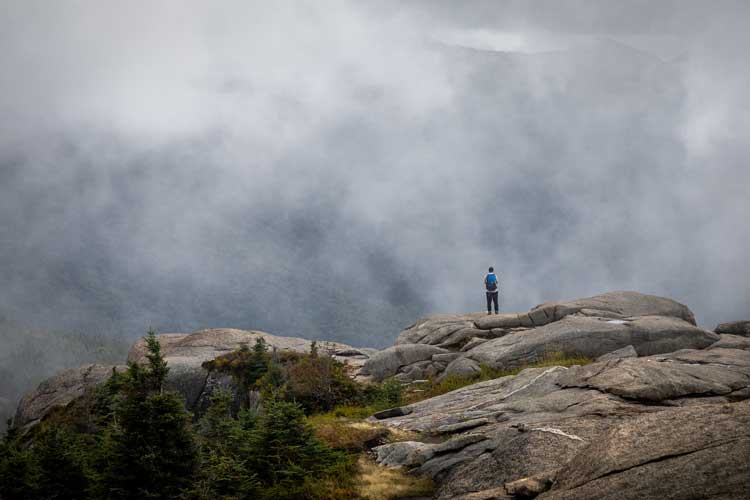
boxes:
[245,399,354,500]
[282,354,361,413]
[204,338,271,395]
[360,377,403,409]
[207,342,367,414]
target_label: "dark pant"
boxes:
[486,291,499,313]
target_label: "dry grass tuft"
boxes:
[355,457,435,500]
[312,418,389,451]
[309,414,422,452]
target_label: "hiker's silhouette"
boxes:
[484,267,499,314]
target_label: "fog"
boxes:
[1,0,748,372]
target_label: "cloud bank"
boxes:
[1,1,748,354]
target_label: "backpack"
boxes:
[486,273,498,291]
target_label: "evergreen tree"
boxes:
[246,399,343,500]
[245,338,270,388]
[0,424,38,500]
[258,348,286,401]
[31,426,88,500]
[145,328,169,391]
[90,367,128,427]
[98,330,197,500]
[188,390,258,500]
[197,389,236,447]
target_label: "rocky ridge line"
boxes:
[360,291,715,383]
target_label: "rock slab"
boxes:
[459,315,717,373]
[371,345,750,499]
[540,401,750,500]
[15,364,126,427]
[715,320,750,337]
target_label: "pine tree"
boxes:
[188,390,258,500]
[0,425,38,500]
[246,399,343,500]
[31,426,89,500]
[197,389,236,448]
[145,328,169,392]
[98,330,197,500]
[246,337,270,387]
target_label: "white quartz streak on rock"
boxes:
[529,426,586,442]
[501,366,566,400]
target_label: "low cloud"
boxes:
[0,0,748,366]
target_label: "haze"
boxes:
[1,0,748,357]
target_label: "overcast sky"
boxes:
[1,1,748,350]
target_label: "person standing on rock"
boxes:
[485,266,499,315]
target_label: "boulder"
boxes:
[396,315,483,346]
[711,334,750,350]
[375,441,436,468]
[15,364,126,428]
[459,315,717,373]
[715,320,750,337]
[531,291,697,325]
[374,433,489,471]
[540,401,750,500]
[442,357,481,379]
[397,360,444,382]
[527,307,553,327]
[360,344,450,381]
[474,314,523,330]
[561,347,750,402]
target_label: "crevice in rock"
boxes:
[191,368,213,411]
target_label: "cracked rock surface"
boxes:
[372,342,750,499]
[540,400,750,500]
